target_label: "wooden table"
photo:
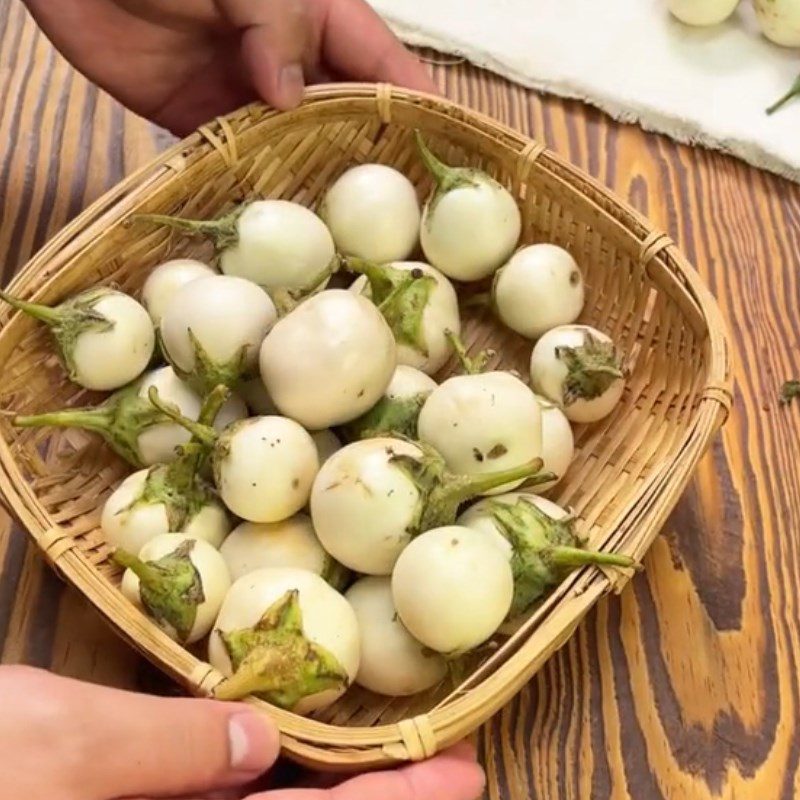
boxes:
[2,1,799,797]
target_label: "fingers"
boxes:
[221,0,315,109]
[0,667,279,799]
[245,743,485,800]
[319,0,437,93]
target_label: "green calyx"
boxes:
[340,392,429,441]
[780,380,800,406]
[555,332,624,405]
[114,540,205,643]
[13,382,175,468]
[414,130,488,217]
[125,385,231,528]
[135,206,244,252]
[214,590,349,708]
[486,496,638,617]
[345,257,436,356]
[0,286,116,381]
[159,327,250,395]
[390,439,552,535]
[767,72,800,115]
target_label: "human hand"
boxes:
[22,0,437,136]
[0,666,485,800]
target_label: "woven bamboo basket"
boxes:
[0,84,732,771]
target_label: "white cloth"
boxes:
[371,0,800,181]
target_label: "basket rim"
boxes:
[0,83,733,770]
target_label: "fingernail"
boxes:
[228,712,280,773]
[278,63,305,107]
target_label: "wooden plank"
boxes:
[1,1,799,797]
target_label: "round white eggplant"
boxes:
[668,0,739,26]
[530,396,574,493]
[319,164,421,263]
[491,244,585,339]
[0,287,155,390]
[160,274,277,392]
[392,525,514,654]
[259,289,396,429]
[415,133,521,282]
[118,533,231,644]
[210,567,360,713]
[346,577,447,696]
[348,259,460,374]
[220,514,347,587]
[529,324,625,423]
[141,258,216,326]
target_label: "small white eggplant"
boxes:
[310,437,543,575]
[141,258,216,326]
[210,568,360,713]
[341,365,437,441]
[160,275,277,393]
[392,525,514,655]
[346,577,447,696]
[458,493,637,618]
[149,389,319,523]
[102,458,230,554]
[415,132,521,282]
[530,325,625,423]
[319,164,421,263]
[491,244,585,339]
[117,534,231,644]
[530,396,574,493]
[138,201,336,293]
[417,357,544,494]
[755,0,800,46]
[13,367,246,468]
[220,514,348,587]
[348,259,460,375]
[668,0,739,26]
[0,287,154,390]
[259,290,396,429]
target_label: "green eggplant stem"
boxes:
[767,74,800,116]
[414,130,458,190]
[0,289,61,325]
[133,213,222,236]
[548,545,639,570]
[147,387,216,446]
[452,458,544,503]
[213,658,285,701]
[112,548,159,583]
[198,385,232,427]
[13,408,109,431]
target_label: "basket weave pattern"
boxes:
[0,85,732,770]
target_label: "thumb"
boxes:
[43,672,280,799]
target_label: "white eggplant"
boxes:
[141,258,216,326]
[391,525,514,655]
[259,290,396,429]
[415,133,521,282]
[210,568,360,713]
[346,577,447,696]
[491,244,585,339]
[530,396,574,493]
[668,0,739,26]
[348,259,460,374]
[0,287,154,390]
[319,164,421,263]
[530,325,625,423]
[117,533,231,644]
[160,275,277,392]
[220,514,348,587]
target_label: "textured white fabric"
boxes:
[371,0,800,181]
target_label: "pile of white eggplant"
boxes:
[4,133,637,714]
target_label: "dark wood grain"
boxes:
[2,1,800,797]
